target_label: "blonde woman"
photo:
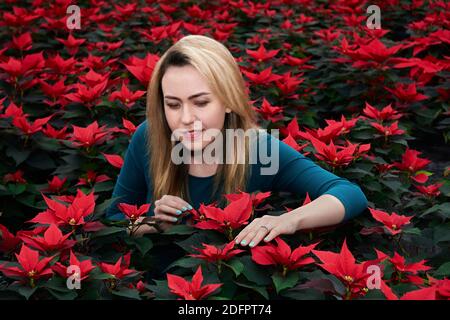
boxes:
[106,35,368,249]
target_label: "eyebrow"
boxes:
[164,92,210,101]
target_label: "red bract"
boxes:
[109,83,146,108]
[246,44,279,62]
[414,182,443,198]
[117,203,151,222]
[76,170,111,187]
[242,67,282,86]
[98,253,136,279]
[370,121,405,138]
[253,98,284,122]
[393,148,431,174]
[376,250,431,285]
[362,102,403,122]
[401,277,450,300]
[42,176,67,194]
[53,250,95,281]
[312,239,370,299]
[56,34,86,56]
[310,137,364,168]
[275,72,304,97]
[2,7,39,27]
[3,170,27,184]
[20,224,76,254]
[45,54,77,74]
[123,53,160,87]
[42,123,69,140]
[102,153,124,169]
[190,241,245,263]
[369,208,413,236]
[29,189,96,228]
[0,52,44,79]
[193,192,253,237]
[251,238,318,274]
[11,32,33,51]
[0,244,54,287]
[40,78,70,107]
[12,115,54,136]
[167,266,222,300]
[0,224,21,253]
[65,81,107,107]
[70,121,109,148]
[385,83,428,104]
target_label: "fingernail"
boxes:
[172,217,178,222]
[240,240,247,245]
[176,210,182,215]
[187,205,193,210]
[249,241,255,247]
[264,237,270,242]
[181,207,187,211]
[235,239,239,244]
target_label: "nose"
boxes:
[180,104,197,125]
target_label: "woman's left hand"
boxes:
[234,212,300,248]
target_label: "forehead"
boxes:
[161,65,211,97]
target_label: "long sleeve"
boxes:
[105,122,149,220]
[268,133,368,221]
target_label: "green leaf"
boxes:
[240,256,272,286]
[163,224,196,235]
[131,237,153,256]
[47,288,78,300]
[435,262,450,277]
[272,272,300,294]
[403,228,421,236]
[223,259,244,277]
[233,281,269,300]
[17,286,38,300]
[90,226,125,239]
[111,288,141,300]
[7,183,27,196]
[164,257,201,271]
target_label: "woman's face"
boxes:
[162,64,231,152]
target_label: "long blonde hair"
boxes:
[146,35,260,207]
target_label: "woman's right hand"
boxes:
[131,195,192,237]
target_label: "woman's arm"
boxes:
[234,194,345,247]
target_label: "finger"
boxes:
[234,221,257,244]
[153,211,179,223]
[248,227,270,248]
[263,227,280,243]
[164,196,192,212]
[156,204,185,217]
[239,226,262,247]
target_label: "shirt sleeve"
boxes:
[105,122,148,220]
[268,133,368,221]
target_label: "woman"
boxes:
[106,35,368,249]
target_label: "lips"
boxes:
[182,129,204,140]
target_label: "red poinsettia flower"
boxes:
[3,170,27,184]
[414,182,443,198]
[167,265,222,300]
[0,244,54,287]
[246,44,279,63]
[52,250,95,281]
[12,115,54,136]
[42,176,67,194]
[310,137,363,168]
[242,66,282,86]
[190,241,245,263]
[42,123,69,140]
[65,81,108,107]
[75,170,111,187]
[369,208,413,236]
[109,82,146,108]
[193,192,253,237]
[362,102,403,122]
[251,238,318,275]
[117,203,151,223]
[11,32,33,51]
[0,224,21,253]
[20,224,76,254]
[393,148,431,178]
[312,239,371,299]
[275,72,304,98]
[55,34,86,56]
[376,250,431,285]
[123,53,160,87]
[70,121,110,148]
[385,83,428,104]
[98,252,137,280]
[28,189,96,228]
[224,190,271,209]
[400,277,450,300]
[370,121,405,138]
[253,98,284,123]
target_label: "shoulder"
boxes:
[130,119,148,146]
[255,129,307,160]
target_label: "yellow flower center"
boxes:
[69,218,77,225]
[28,270,36,278]
[125,98,130,104]
[344,275,353,283]
[392,224,397,230]
[362,287,369,293]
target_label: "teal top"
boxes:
[106,120,368,222]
